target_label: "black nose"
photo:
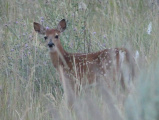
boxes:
[48,42,54,48]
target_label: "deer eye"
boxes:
[55,35,58,39]
[44,36,48,40]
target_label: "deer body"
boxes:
[49,44,131,87]
[33,19,134,102]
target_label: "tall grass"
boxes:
[125,61,159,120]
[0,0,159,120]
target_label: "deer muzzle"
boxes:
[48,41,55,48]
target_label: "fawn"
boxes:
[33,19,134,100]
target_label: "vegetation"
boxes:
[0,0,159,120]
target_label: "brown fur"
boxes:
[33,19,134,98]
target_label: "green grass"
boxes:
[0,0,159,120]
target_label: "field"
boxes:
[0,0,159,120]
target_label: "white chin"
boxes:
[49,47,56,52]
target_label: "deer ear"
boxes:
[33,22,46,35]
[57,19,66,32]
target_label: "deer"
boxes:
[33,19,134,107]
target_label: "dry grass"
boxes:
[0,0,159,120]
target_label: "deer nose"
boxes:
[48,42,54,48]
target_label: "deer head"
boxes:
[33,19,66,52]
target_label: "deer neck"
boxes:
[49,41,68,69]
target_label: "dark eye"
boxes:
[44,36,48,40]
[55,35,58,39]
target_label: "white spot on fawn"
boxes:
[119,50,125,63]
[55,33,58,36]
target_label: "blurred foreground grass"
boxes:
[0,0,159,120]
